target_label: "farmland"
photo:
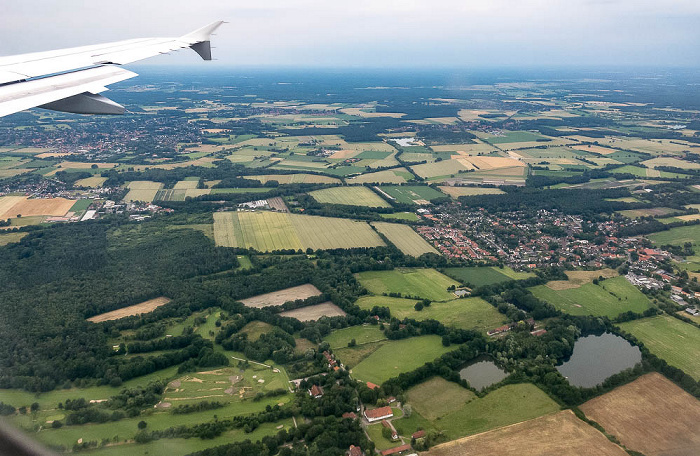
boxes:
[123,181,163,202]
[443,266,534,287]
[87,297,171,322]
[323,325,387,349]
[619,316,700,379]
[350,335,454,385]
[580,373,700,456]
[0,196,75,219]
[279,302,347,321]
[0,231,26,246]
[356,268,460,301]
[531,276,652,318]
[648,224,700,247]
[239,284,322,308]
[213,211,384,251]
[438,186,505,198]
[427,410,627,456]
[354,295,506,333]
[372,222,438,256]
[378,185,447,204]
[406,377,476,420]
[309,186,390,207]
[348,168,412,184]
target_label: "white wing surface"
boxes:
[0,21,223,117]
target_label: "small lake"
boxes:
[459,357,508,390]
[557,333,641,388]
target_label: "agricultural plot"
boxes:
[239,284,322,309]
[642,157,700,169]
[443,266,533,288]
[379,212,420,221]
[0,196,75,219]
[0,232,27,246]
[123,181,163,202]
[356,268,459,301]
[411,159,471,179]
[648,224,700,247]
[427,410,627,456]
[580,373,700,456]
[372,222,438,256]
[378,185,447,204]
[323,325,387,349]
[309,186,390,207]
[531,276,652,318]
[543,268,618,290]
[407,380,559,440]
[74,176,107,188]
[173,179,200,189]
[213,211,384,251]
[242,174,340,184]
[431,142,497,155]
[406,377,476,420]
[438,186,505,198]
[619,315,700,379]
[87,297,171,322]
[618,207,679,219]
[354,296,506,333]
[279,302,346,321]
[350,335,454,385]
[347,168,412,184]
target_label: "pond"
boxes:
[557,332,641,388]
[459,356,508,390]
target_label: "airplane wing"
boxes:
[0,21,224,117]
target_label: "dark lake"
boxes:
[557,332,641,388]
[459,357,508,390]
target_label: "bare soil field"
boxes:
[427,410,627,456]
[239,284,323,308]
[279,302,346,321]
[545,268,618,290]
[580,373,700,456]
[571,144,618,155]
[438,186,505,198]
[87,297,171,322]
[1,197,75,218]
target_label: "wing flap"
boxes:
[0,66,137,117]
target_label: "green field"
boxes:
[323,325,387,349]
[123,181,163,203]
[482,130,548,144]
[350,336,454,385]
[443,266,534,287]
[378,185,447,204]
[405,377,476,420]
[309,186,390,207]
[70,199,93,212]
[356,268,459,301]
[0,231,27,246]
[354,296,506,333]
[378,212,419,221]
[648,224,700,247]
[619,315,700,380]
[531,276,653,318]
[213,211,384,251]
[372,222,438,257]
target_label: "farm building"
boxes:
[308,385,324,398]
[412,430,426,439]
[382,420,399,440]
[364,406,393,423]
[380,444,412,456]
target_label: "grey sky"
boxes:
[2,0,699,67]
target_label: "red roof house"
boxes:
[364,406,393,423]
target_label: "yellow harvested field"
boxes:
[240,284,323,309]
[348,168,410,184]
[329,149,361,159]
[571,144,618,155]
[57,161,117,169]
[596,138,700,155]
[309,186,391,207]
[431,142,497,155]
[87,297,171,322]
[213,211,385,251]
[279,302,347,321]
[35,152,74,158]
[427,117,460,125]
[642,157,700,169]
[340,107,405,118]
[372,222,438,257]
[0,196,74,219]
[174,180,200,189]
[427,410,627,456]
[75,176,107,188]
[545,268,618,290]
[438,186,505,198]
[123,181,163,202]
[243,174,340,184]
[411,159,471,179]
[580,373,700,456]
[463,156,526,170]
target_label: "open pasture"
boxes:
[427,410,627,456]
[544,268,618,290]
[648,224,700,247]
[123,181,163,202]
[279,302,346,321]
[213,211,384,251]
[438,186,505,198]
[239,284,322,309]
[87,297,171,322]
[443,266,533,288]
[323,325,387,349]
[406,377,476,420]
[372,222,438,256]
[0,231,27,246]
[355,295,506,333]
[580,372,700,456]
[356,268,459,301]
[531,276,652,318]
[350,335,454,385]
[347,168,412,184]
[309,186,390,207]
[378,185,446,204]
[619,315,700,379]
